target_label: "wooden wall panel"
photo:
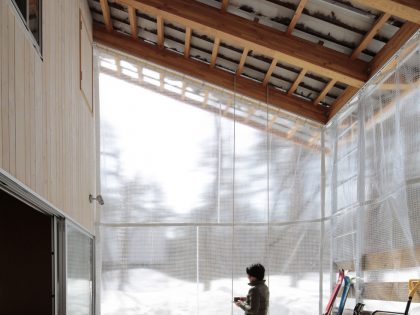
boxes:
[0,0,96,233]
[81,14,93,112]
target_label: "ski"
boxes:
[337,276,351,315]
[324,269,345,315]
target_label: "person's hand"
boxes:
[234,301,242,307]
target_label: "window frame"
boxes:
[10,0,43,58]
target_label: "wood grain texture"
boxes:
[128,6,138,39]
[221,0,229,12]
[157,15,164,47]
[351,13,391,60]
[236,47,249,75]
[100,0,113,31]
[328,86,358,120]
[210,37,220,67]
[0,0,96,233]
[369,22,419,77]
[352,0,420,24]
[287,68,306,96]
[116,0,368,88]
[287,0,307,35]
[313,79,336,105]
[263,58,278,86]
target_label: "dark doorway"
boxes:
[0,189,53,315]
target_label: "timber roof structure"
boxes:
[89,0,420,124]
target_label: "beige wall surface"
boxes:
[0,0,96,233]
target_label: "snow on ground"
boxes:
[101,268,319,315]
[67,279,92,315]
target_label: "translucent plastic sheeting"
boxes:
[67,222,94,315]
[326,32,420,313]
[97,30,420,315]
[98,47,323,315]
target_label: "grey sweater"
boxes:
[238,280,269,315]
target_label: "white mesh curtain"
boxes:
[97,30,420,315]
[97,47,323,315]
[325,32,420,313]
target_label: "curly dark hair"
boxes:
[246,263,265,281]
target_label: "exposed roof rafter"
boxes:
[314,79,337,105]
[128,6,138,39]
[263,59,278,86]
[221,0,229,13]
[368,21,419,76]
[352,0,420,25]
[351,13,391,60]
[99,0,113,31]
[210,37,220,67]
[184,27,192,58]
[115,0,368,88]
[236,47,249,76]
[328,86,358,120]
[157,15,164,47]
[288,69,307,96]
[287,0,308,35]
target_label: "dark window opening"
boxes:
[12,0,42,52]
[0,189,53,315]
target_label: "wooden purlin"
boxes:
[221,0,229,13]
[184,27,192,58]
[210,37,220,67]
[128,6,138,39]
[352,0,420,25]
[351,13,391,60]
[286,0,308,35]
[368,22,419,77]
[328,86,359,120]
[287,68,307,96]
[263,59,278,86]
[236,47,249,76]
[157,15,164,47]
[313,79,337,105]
[100,0,113,31]
[115,0,368,88]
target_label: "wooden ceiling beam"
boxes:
[351,13,391,60]
[328,86,358,120]
[368,21,419,77]
[116,0,368,88]
[352,0,420,25]
[210,37,220,67]
[128,6,138,39]
[329,24,418,120]
[157,15,164,47]
[236,47,249,76]
[287,68,307,96]
[94,25,328,123]
[100,0,113,31]
[313,79,336,105]
[221,0,229,13]
[287,0,308,35]
[184,27,192,58]
[329,21,418,120]
[263,59,278,86]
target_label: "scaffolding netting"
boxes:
[97,30,420,315]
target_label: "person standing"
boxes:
[234,263,269,315]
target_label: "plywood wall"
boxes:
[0,0,96,233]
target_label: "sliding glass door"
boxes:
[66,221,95,315]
